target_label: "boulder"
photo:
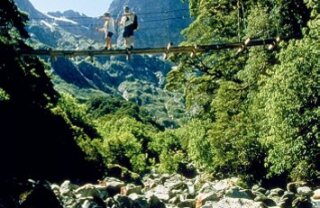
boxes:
[286,181,307,193]
[177,198,195,207]
[74,184,100,199]
[195,192,219,207]
[312,189,320,200]
[254,193,276,206]
[60,180,79,196]
[145,185,171,202]
[104,178,125,197]
[225,186,254,200]
[297,186,313,197]
[278,191,295,207]
[124,184,143,195]
[215,197,265,208]
[78,197,105,208]
[268,188,284,198]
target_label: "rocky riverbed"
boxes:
[18,172,320,208]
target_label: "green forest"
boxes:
[1,0,320,194]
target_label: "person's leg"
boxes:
[106,37,111,49]
[129,36,134,48]
[105,37,109,49]
[107,32,113,49]
[124,38,131,49]
[123,27,130,49]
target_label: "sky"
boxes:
[29,0,113,17]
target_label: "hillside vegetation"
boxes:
[1,0,320,190]
[166,0,320,182]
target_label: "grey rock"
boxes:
[278,191,295,207]
[74,184,100,199]
[186,183,196,197]
[105,180,125,197]
[225,186,254,200]
[252,185,267,195]
[196,192,219,205]
[79,198,105,208]
[146,185,171,201]
[254,193,276,206]
[215,197,265,208]
[60,180,79,196]
[268,188,285,198]
[169,196,180,204]
[297,186,313,197]
[125,184,143,195]
[313,189,320,200]
[286,182,307,193]
[177,199,195,208]
[167,181,188,192]
[311,198,320,208]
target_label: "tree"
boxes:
[0,0,100,181]
[167,0,317,182]
[257,3,320,180]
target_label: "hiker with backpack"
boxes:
[120,6,138,49]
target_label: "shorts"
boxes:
[123,26,134,38]
[105,32,113,38]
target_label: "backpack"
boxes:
[132,14,138,30]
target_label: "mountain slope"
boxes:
[13,0,191,127]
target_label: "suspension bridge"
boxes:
[16,37,282,58]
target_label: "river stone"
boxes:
[74,184,100,199]
[286,181,307,193]
[254,193,276,206]
[196,192,219,205]
[146,185,171,201]
[225,186,254,199]
[313,189,320,200]
[60,180,78,196]
[215,197,265,208]
[297,186,313,197]
[177,198,195,207]
[268,188,284,198]
[125,184,143,195]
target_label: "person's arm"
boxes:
[119,16,126,26]
[96,27,104,32]
[97,21,108,32]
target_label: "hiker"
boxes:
[97,12,115,50]
[120,6,138,49]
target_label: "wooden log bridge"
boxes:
[16,38,282,57]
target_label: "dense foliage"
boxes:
[2,0,320,190]
[165,0,320,182]
[0,0,101,181]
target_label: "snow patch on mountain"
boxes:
[45,13,79,25]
